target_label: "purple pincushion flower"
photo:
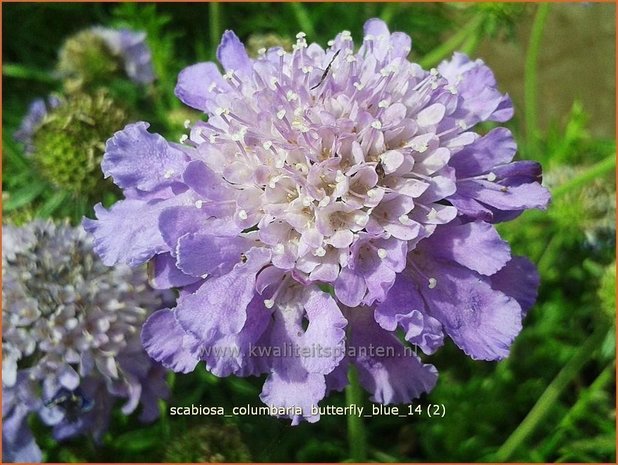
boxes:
[84,19,550,424]
[2,221,169,462]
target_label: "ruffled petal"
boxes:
[141,308,200,374]
[175,62,228,112]
[175,247,271,345]
[102,122,188,191]
[490,256,540,315]
[427,221,511,275]
[417,259,523,360]
[83,199,169,266]
[217,30,251,74]
[449,127,517,177]
[347,307,437,404]
[176,233,253,278]
[148,253,200,289]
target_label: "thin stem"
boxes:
[209,2,222,60]
[540,361,615,457]
[551,154,616,199]
[346,366,367,461]
[418,14,483,69]
[494,327,606,461]
[524,3,551,151]
[3,63,58,84]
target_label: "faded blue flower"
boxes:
[2,221,169,462]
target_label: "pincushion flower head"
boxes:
[85,19,550,424]
[2,221,169,462]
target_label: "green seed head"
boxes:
[163,424,251,462]
[58,30,121,92]
[31,90,127,197]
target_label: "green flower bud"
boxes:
[163,424,251,462]
[31,90,128,197]
[545,165,616,247]
[58,30,121,92]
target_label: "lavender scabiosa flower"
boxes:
[2,221,169,462]
[85,19,549,424]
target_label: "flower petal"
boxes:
[102,122,188,191]
[490,256,540,315]
[141,308,200,374]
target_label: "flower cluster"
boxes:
[85,19,550,424]
[2,221,169,462]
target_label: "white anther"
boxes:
[457,120,467,130]
[179,134,188,143]
[270,77,279,87]
[275,158,285,169]
[371,120,382,130]
[428,278,437,289]
[378,99,390,108]
[377,248,387,259]
[277,109,286,120]
[296,31,306,39]
[353,82,365,90]
[398,214,413,225]
[430,68,439,76]
[263,141,273,150]
[257,47,267,55]
[302,196,313,207]
[487,172,497,182]
[209,134,218,144]
[163,169,175,179]
[238,210,248,220]
[194,200,203,209]
[215,107,229,116]
[184,119,191,129]
[208,82,217,92]
[302,65,314,74]
[346,55,357,63]
[446,84,458,95]
[274,244,285,254]
[223,70,235,80]
[201,273,208,279]
[367,188,378,198]
[327,40,335,47]
[264,299,275,309]
[319,196,331,207]
[295,163,308,174]
[335,170,346,183]
[414,143,428,153]
[314,246,327,257]
[365,34,375,41]
[277,49,286,57]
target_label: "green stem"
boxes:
[209,2,222,60]
[289,3,316,39]
[540,361,615,457]
[418,14,484,69]
[494,327,606,461]
[3,63,58,83]
[551,154,616,199]
[524,3,551,151]
[460,29,482,57]
[346,366,367,461]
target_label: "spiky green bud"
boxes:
[163,424,251,462]
[31,90,127,197]
[58,30,121,92]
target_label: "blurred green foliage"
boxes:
[2,2,615,463]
